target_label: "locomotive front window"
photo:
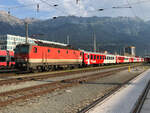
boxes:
[15,45,29,54]
[0,56,6,62]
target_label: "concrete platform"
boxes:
[87,69,150,113]
[140,86,150,113]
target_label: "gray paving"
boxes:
[140,90,150,113]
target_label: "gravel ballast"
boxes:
[0,66,147,113]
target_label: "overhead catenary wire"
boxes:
[135,0,146,20]
[126,0,138,18]
[0,0,150,20]
[39,0,68,16]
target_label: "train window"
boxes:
[80,52,82,56]
[48,49,50,53]
[100,56,101,59]
[97,56,99,60]
[103,56,105,59]
[73,51,76,54]
[66,51,68,54]
[58,50,60,54]
[88,55,89,59]
[91,55,93,60]
[33,47,37,53]
[94,55,96,60]
[0,56,6,62]
[11,57,15,62]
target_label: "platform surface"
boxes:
[140,87,150,113]
[87,69,150,113]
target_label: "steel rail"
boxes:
[0,67,130,107]
[132,80,150,113]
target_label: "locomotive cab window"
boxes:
[33,47,37,53]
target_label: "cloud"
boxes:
[16,0,150,20]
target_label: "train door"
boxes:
[6,51,10,67]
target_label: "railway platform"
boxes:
[138,82,150,113]
[86,69,150,113]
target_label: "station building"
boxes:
[0,34,67,51]
[124,46,136,57]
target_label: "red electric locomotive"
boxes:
[15,42,83,71]
[0,50,15,69]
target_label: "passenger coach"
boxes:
[0,50,15,69]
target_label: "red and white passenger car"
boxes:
[0,50,15,69]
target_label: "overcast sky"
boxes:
[0,0,150,20]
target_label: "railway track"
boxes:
[0,66,133,107]
[0,63,141,75]
[132,80,150,113]
[0,64,138,86]
[78,72,145,113]
[0,63,142,80]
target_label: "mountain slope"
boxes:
[0,12,149,56]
